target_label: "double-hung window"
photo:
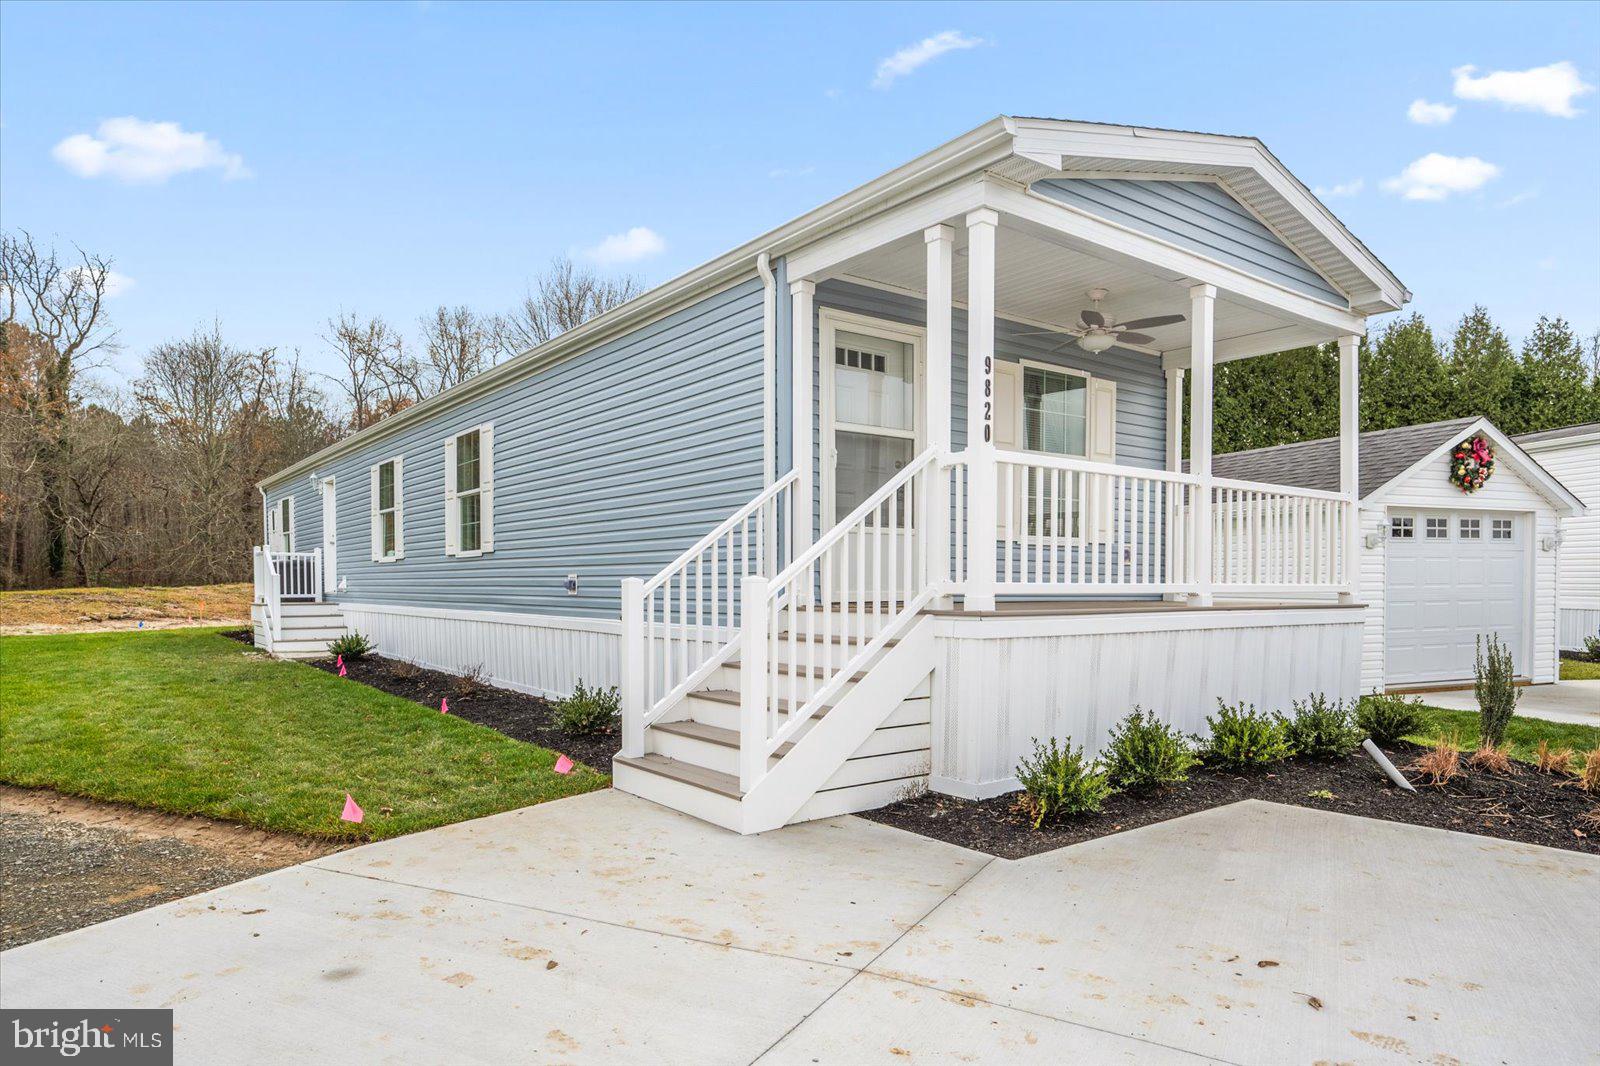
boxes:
[445,424,494,557]
[269,497,294,552]
[370,457,404,561]
[1020,363,1089,538]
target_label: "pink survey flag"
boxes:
[554,754,574,775]
[340,794,364,823]
[338,662,347,677]
[336,654,344,669]
[441,698,449,715]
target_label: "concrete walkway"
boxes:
[1423,678,1600,726]
[3,792,1595,1064]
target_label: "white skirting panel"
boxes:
[1559,607,1600,653]
[337,602,620,699]
[930,608,1364,799]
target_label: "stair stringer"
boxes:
[739,616,936,834]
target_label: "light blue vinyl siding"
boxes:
[262,278,767,619]
[1031,178,1347,307]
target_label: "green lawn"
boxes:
[0,629,604,840]
[1560,657,1600,681]
[1406,704,1600,763]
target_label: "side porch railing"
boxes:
[252,546,323,642]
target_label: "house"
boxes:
[1514,422,1600,652]
[255,115,1415,833]
[1208,418,1585,692]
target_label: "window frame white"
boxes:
[269,496,295,553]
[1389,515,1414,539]
[444,423,495,558]
[370,456,405,563]
[1491,517,1514,541]
[1015,358,1093,460]
[1458,516,1481,540]
[1424,515,1450,540]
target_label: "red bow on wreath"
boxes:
[1449,435,1494,493]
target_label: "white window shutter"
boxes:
[993,362,1021,450]
[393,457,405,559]
[370,465,381,561]
[1087,378,1118,539]
[444,436,458,556]
[479,423,495,553]
[266,504,277,551]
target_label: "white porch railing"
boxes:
[1211,478,1349,590]
[253,547,323,644]
[995,453,1202,593]
[252,546,282,642]
[739,448,943,792]
[621,471,800,758]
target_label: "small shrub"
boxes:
[389,658,424,681]
[1466,744,1515,775]
[328,631,375,660]
[1283,694,1363,759]
[1581,746,1600,794]
[1355,692,1427,746]
[553,680,620,735]
[452,662,490,698]
[1014,737,1113,829]
[1307,788,1336,801]
[1200,701,1290,771]
[1102,707,1196,791]
[1473,633,1520,748]
[1584,634,1600,663]
[1535,740,1573,776]
[1408,737,1460,787]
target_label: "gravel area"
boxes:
[1,787,340,950]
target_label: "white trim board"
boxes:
[338,601,623,635]
[930,604,1362,641]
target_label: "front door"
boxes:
[320,477,337,594]
[820,311,924,598]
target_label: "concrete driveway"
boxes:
[1423,679,1600,726]
[3,792,1595,1065]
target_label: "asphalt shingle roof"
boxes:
[1513,422,1600,445]
[1202,418,1479,499]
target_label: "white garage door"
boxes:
[1385,510,1527,686]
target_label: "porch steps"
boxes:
[252,601,347,660]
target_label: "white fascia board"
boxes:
[1008,119,1410,314]
[1163,323,1337,370]
[1362,417,1587,515]
[987,182,1367,338]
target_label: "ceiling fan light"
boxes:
[1078,332,1116,353]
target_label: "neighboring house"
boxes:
[255,115,1414,833]
[1515,422,1600,652]
[1209,418,1585,691]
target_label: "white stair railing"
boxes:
[1211,479,1350,590]
[254,546,283,643]
[995,453,1202,593]
[270,549,322,601]
[620,471,800,758]
[739,448,944,792]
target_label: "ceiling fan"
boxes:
[1018,288,1185,353]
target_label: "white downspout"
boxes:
[757,251,776,487]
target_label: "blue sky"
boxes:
[3,1,1597,385]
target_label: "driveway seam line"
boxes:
[306,864,867,975]
[746,853,998,1065]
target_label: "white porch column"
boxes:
[790,279,815,562]
[1164,367,1184,472]
[924,224,954,592]
[1338,333,1361,604]
[964,209,999,611]
[1188,284,1216,606]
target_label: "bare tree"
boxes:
[418,305,499,393]
[1,231,118,579]
[321,312,404,430]
[499,256,643,355]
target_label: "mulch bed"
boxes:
[862,743,1600,859]
[219,631,619,772]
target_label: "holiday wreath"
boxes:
[1449,434,1494,493]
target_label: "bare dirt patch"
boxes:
[0,786,343,949]
[0,583,251,635]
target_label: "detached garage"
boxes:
[1212,417,1585,692]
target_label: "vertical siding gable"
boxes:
[1030,178,1348,307]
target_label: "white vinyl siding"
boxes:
[370,457,404,562]
[1518,433,1600,650]
[445,424,494,557]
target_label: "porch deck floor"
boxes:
[926,597,1360,618]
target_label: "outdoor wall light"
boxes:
[1364,532,1382,549]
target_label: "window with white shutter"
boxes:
[370,457,404,561]
[445,425,494,557]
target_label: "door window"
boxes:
[830,326,917,517]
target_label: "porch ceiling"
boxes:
[824,218,1313,361]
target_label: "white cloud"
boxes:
[768,164,816,179]
[1313,178,1365,198]
[52,117,250,183]
[872,30,984,89]
[581,226,665,265]
[1451,61,1595,117]
[1499,188,1539,208]
[1406,98,1456,125]
[1382,153,1500,201]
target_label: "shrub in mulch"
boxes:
[219,629,616,770]
[863,740,1600,860]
